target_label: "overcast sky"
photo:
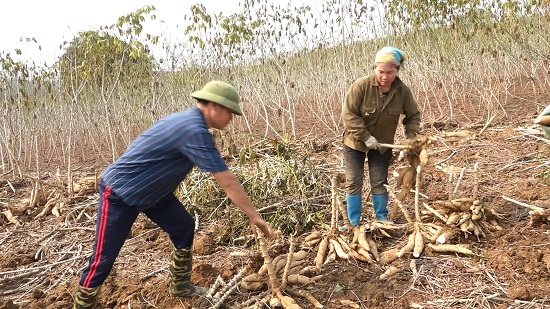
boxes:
[1,0,316,65]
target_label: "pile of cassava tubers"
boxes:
[240,248,323,292]
[307,133,489,280]
[237,232,325,309]
[1,171,99,226]
[232,133,516,307]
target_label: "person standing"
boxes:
[341,46,421,224]
[73,81,275,308]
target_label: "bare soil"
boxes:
[1,94,550,309]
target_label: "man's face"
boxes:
[375,63,399,88]
[211,103,233,129]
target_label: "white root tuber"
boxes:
[436,229,457,244]
[427,243,475,255]
[329,239,350,260]
[379,266,400,281]
[397,231,416,258]
[314,238,329,269]
[412,225,424,258]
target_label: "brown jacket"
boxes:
[342,74,421,153]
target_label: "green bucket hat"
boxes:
[191,81,242,116]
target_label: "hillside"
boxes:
[1,84,549,308]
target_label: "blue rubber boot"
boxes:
[372,193,390,222]
[346,194,362,226]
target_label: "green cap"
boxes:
[191,81,242,116]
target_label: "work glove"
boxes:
[405,133,417,146]
[365,136,380,150]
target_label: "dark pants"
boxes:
[79,182,195,288]
[344,144,393,195]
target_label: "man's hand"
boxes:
[212,170,277,240]
[365,136,381,150]
[250,217,275,239]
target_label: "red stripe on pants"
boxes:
[83,186,111,287]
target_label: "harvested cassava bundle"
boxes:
[343,226,376,263]
[247,228,329,308]
[421,223,443,242]
[446,212,461,225]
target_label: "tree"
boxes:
[56,5,158,99]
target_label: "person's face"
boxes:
[210,103,234,129]
[375,63,399,88]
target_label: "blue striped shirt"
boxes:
[102,106,228,206]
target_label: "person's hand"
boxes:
[365,136,380,150]
[249,217,275,239]
[405,135,416,146]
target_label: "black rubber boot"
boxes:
[73,285,100,309]
[169,246,208,297]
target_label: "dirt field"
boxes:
[1,98,550,309]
